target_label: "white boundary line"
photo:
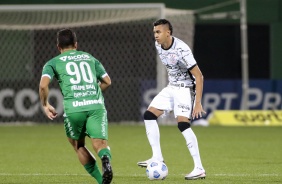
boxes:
[214,173,280,177]
[0,173,280,177]
[0,173,88,176]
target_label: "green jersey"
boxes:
[42,50,107,113]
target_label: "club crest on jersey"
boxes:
[169,54,178,64]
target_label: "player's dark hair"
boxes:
[57,29,77,49]
[153,19,173,35]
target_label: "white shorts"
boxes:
[149,85,195,119]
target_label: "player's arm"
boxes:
[94,59,111,91]
[99,74,111,92]
[39,76,58,120]
[189,65,206,119]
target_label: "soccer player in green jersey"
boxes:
[39,29,113,184]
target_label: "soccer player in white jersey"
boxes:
[137,19,206,180]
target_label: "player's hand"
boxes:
[192,102,206,119]
[43,103,58,120]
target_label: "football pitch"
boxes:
[0,123,281,184]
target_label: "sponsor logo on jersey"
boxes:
[72,99,102,107]
[60,54,90,61]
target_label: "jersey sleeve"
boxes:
[41,60,55,80]
[94,59,107,80]
[178,43,197,70]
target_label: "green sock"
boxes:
[98,148,112,160]
[84,160,103,184]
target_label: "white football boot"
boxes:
[185,167,206,180]
[137,158,164,168]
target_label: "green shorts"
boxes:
[64,109,108,140]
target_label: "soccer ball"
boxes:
[146,161,168,180]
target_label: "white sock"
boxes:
[144,120,163,161]
[181,128,204,169]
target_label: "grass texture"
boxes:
[0,123,281,183]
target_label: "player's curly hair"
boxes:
[153,19,173,35]
[57,28,77,49]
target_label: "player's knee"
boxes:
[143,110,158,120]
[178,122,191,132]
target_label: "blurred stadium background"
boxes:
[0,0,281,125]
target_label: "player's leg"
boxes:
[86,109,113,184]
[137,107,164,167]
[64,112,103,184]
[177,117,205,180]
[91,138,112,184]
[138,88,172,167]
[174,88,205,180]
[68,138,103,184]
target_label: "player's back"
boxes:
[46,50,106,113]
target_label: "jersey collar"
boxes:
[161,37,174,50]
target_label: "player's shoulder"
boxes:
[77,50,98,61]
[173,37,191,50]
[70,50,95,59]
[76,50,91,56]
[44,56,57,67]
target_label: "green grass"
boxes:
[0,124,281,183]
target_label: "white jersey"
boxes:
[155,37,197,88]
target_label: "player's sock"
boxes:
[144,119,163,161]
[84,160,103,184]
[178,122,203,169]
[98,148,113,183]
[98,148,112,160]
